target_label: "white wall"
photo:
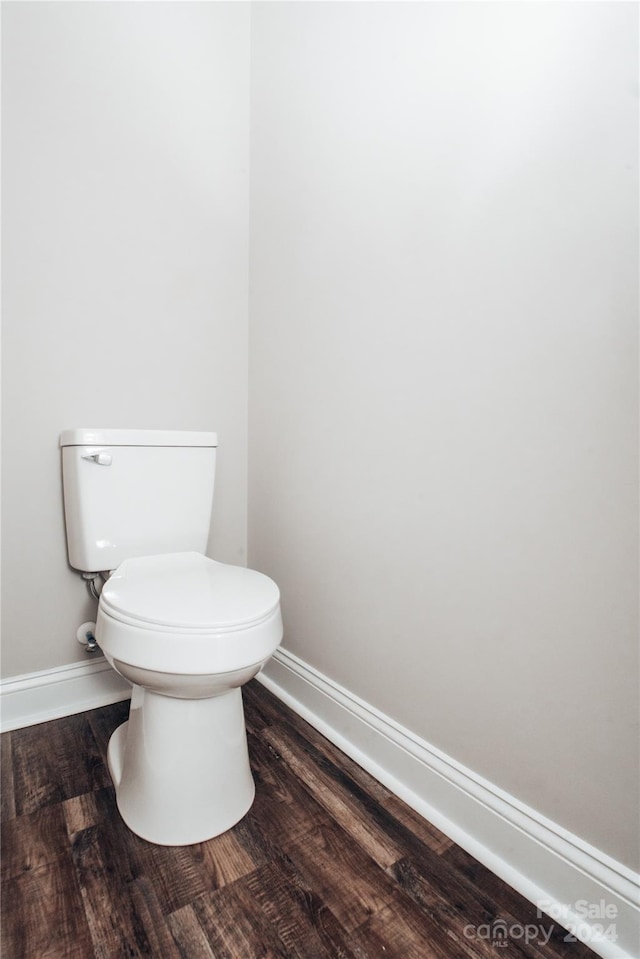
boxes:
[248,2,639,870]
[2,3,251,676]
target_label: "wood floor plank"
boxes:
[116,827,210,915]
[282,821,397,934]
[1,732,16,822]
[70,824,155,959]
[11,713,110,816]
[248,731,334,843]
[85,699,130,756]
[63,788,108,839]
[382,795,453,855]
[73,784,219,916]
[167,904,218,959]
[243,680,285,734]
[263,714,476,889]
[128,876,184,959]
[1,857,94,959]
[192,816,267,889]
[269,710,453,856]
[263,724,403,869]
[440,845,597,959]
[250,682,453,853]
[9,726,66,815]
[242,856,361,959]
[390,856,555,959]
[1,802,69,882]
[190,880,293,959]
[228,799,287,866]
[350,894,471,959]
[111,796,276,915]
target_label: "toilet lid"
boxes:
[99,552,280,631]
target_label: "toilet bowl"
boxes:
[96,552,282,846]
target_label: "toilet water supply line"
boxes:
[78,572,109,652]
[82,573,101,602]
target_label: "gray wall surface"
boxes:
[248,2,639,869]
[2,3,251,675]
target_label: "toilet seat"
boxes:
[96,552,283,675]
[100,552,280,632]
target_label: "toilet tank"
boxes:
[60,429,217,573]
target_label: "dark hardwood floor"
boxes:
[1,679,596,959]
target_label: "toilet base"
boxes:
[107,683,255,845]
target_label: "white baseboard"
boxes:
[258,647,640,959]
[0,657,131,733]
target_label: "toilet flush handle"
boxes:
[82,452,112,466]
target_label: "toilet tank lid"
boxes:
[59,429,218,448]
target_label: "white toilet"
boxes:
[60,428,282,846]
